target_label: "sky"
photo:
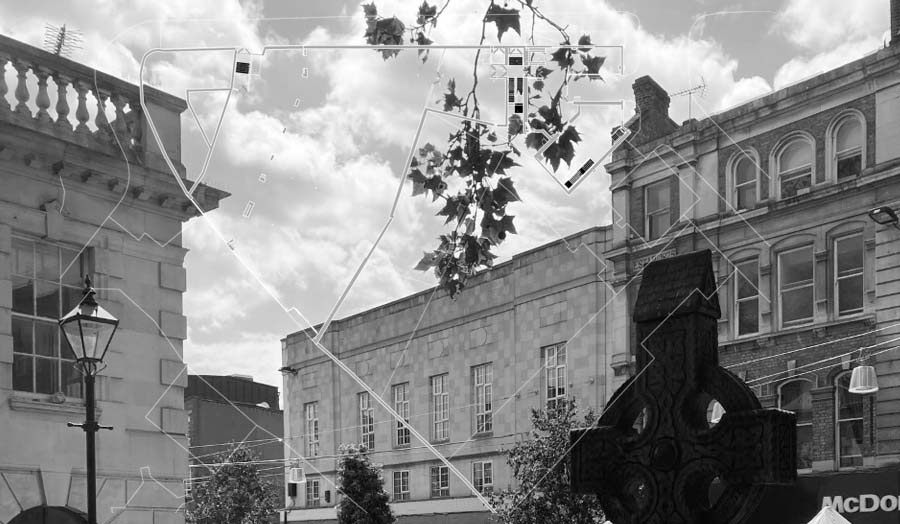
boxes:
[0,0,890,393]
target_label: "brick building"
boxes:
[0,34,226,523]
[281,2,900,523]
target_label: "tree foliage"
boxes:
[489,398,606,524]
[362,1,607,298]
[185,444,279,524]
[337,444,395,524]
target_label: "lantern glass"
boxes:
[848,365,879,394]
[59,303,118,363]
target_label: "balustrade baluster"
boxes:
[0,54,10,112]
[111,93,128,139]
[74,81,91,136]
[13,59,31,118]
[53,74,72,130]
[34,66,52,124]
[93,89,110,142]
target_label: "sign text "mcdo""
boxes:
[823,494,900,513]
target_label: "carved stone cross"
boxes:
[570,250,796,524]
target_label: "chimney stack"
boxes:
[893,0,900,46]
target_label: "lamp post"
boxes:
[59,276,119,524]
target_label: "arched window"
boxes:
[10,506,86,524]
[731,151,758,210]
[779,379,813,469]
[835,372,865,467]
[831,114,864,181]
[776,137,814,198]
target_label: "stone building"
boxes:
[282,2,900,523]
[0,35,226,523]
[281,227,614,523]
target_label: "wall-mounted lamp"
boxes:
[868,206,900,229]
[278,366,298,375]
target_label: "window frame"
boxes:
[472,461,494,495]
[733,258,760,338]
[777,378,814,471]
[542,342,567,409]
[777,245,816,329]
[11,236,91,398]
[827,111,865,182]
[304,402,320,457]
[835,371,865,469]
[774,135,816,199]
[834,234,865,318]
[431,373,450,442]
[644,179,671,240]
[392,382,410,448]
[729,150,760,211]
[430,465,450,498]
[392,470,410,501]
[306,478,321,507]
[473,363,493,434]
[358,392,375,451]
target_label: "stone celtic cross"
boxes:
[570,250,796,524]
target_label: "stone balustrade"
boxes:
[0,33,186,170]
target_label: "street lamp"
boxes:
[59,276,118,524]
[868,206,900,229]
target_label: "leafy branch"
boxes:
[362,1,606,297]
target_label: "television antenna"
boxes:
[43,24,83,58]
[670,76,707,120]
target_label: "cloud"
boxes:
[773,37,883,90]
[775,0,886,51]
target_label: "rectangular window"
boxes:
[473,363,493,434]
[645,180,670,240]
[393,471,410,501]
[836,374,864,468]
[305,402,319,457]
[431,374,449,441]
[393,383,410,447]
[778,246,814,327]
[543,343,567,409]
[430,465,450,498]
[358,392,375,450]
[306,478,320,507]
[835,235,864,316]
[473,461,493,494]
[735,259,759,336]
[12,237,89,397]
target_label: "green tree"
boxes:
[337,444,395,524]
[490,398,606,524]
[362,1,605,297]
[185,444,279,524]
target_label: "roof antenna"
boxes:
[670,76,707,120]
[43,23,83,58]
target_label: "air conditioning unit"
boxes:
[289,467,306,484]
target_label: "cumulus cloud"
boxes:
[775,0,886,51]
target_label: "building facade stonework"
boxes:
[281,6,900,524]
[0,35,226,523]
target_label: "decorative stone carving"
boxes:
[571,250,796,524]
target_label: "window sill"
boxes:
[471,431,494,439]
[8,394,99,417]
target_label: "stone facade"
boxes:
[0,35,226,523]
[282,14,900,524]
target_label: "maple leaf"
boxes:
[416,32,433,62]
[534,66,553,78]
[581,54,606,80]
[485,4,521,41]
[414,251,438,271]
[577,34,592,52]
[408,168,427,196]
[486,131,498,142]
[557,125,581,167]
[487,150,518,175]
[543,141,562,171]
[494,177,521,207]
[525,132,547,150]
[362,2,378,18]
[480,213,503,245]
[424,174,447,200]
[508,114,523,136]
[417,1,438,25]
[550,47,574,69]
[437,194,471,224]
[500,215,517,237]
[443,79,461,111]
[532,79,545,92]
